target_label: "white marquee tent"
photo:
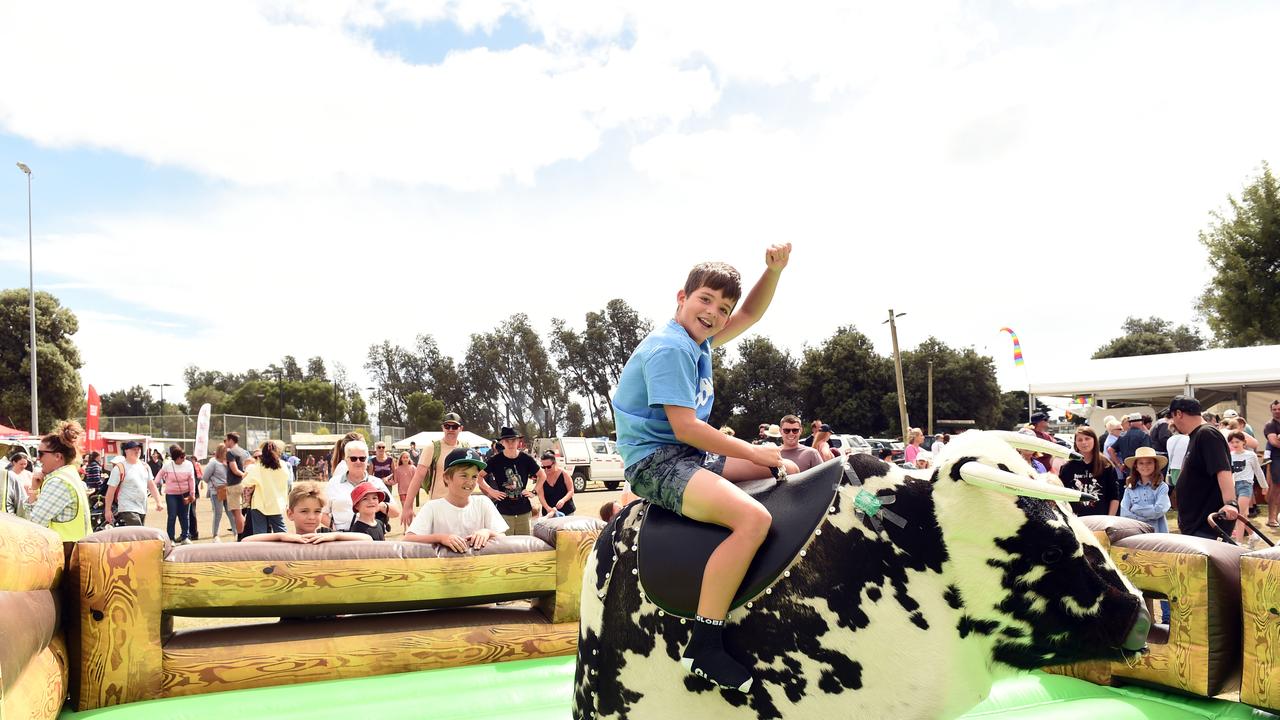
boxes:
[1029,344,1280,421]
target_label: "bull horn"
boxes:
[989,430,1081,460]
[958,461,1094,503]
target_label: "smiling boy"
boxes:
[405,448,508,552]
[612,244,795,694]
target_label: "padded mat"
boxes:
[636,457,845,618]
[59,658,1274,720]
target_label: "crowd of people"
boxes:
[0,412,585,554]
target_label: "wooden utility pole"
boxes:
[927,360,934,436]
[886,309,910,445]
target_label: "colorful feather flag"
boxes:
[999,327,1024,367]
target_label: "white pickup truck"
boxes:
[533,436,625,492]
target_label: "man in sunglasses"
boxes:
[778,415,822,472]
[401,412,470,531]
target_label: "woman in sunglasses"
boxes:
[24,421,93,541]
[324,440,398,532]
[536,451,576,518]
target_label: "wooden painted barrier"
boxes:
[1241,546,1280,712]
[0,514,68,720]
[71,517,603,710]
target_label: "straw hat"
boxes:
[1123,446,1168,471]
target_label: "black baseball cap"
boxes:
[445,447,487,471]
[1030,412,1050,424]
[122,440,144,451]
[1168,395,1202,416]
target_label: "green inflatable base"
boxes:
[60,657,1276,720]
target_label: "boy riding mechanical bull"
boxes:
[575,247,1150,720]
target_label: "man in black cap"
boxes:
[479,426,544,535]
[1168,395,1239,539]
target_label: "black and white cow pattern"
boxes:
[573,433,1145,720]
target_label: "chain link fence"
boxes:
[101,414,404,450]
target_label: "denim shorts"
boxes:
[1235,479,1255,499]
[624,444,727,515]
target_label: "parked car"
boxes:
[533,436,624,492]
[866,438,905,462]
[835,434,873,455]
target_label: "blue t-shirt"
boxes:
[613,319,715,467]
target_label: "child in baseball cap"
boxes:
[405,448,507,552]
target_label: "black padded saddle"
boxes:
[636,457,846,618]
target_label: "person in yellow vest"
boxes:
[24,420,92,542]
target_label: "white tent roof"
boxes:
[393,430,492,450]
[1029,345,1280,402]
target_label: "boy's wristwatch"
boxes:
[1224,499,1239,508]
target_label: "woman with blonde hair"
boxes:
[903,428,925,465]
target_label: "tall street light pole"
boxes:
[365,386,378,442]
[884,309,910,447]
[16,162,37,434]
[150,383,172,438]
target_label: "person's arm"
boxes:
[147,477,164,510]
[227,456,246,479]
[25,478,74,527]
[1119,486,1133,518]
[527,466,546,498]
[536,474,549,510]
[710,243,791,348]
[559,471,574,508]
[1152,483,1171,517]
[242,533,295,543]
[401,445,435,527]
[305,531,368,543]
[1107,470,1121,516]
[1245,433,1260,450]
[666,405,781,469]
[478,471,506,501]
[104,473,119,524]
[1252,455,1269,490]
[1268,429,1280,451]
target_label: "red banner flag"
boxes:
[85,385,103,453]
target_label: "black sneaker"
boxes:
[681,648,753,692]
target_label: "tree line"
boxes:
[1,163,1276,433]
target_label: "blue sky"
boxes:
[2,1,1279,414]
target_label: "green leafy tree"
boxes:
[564,402,585,436]
[1092,316,1206,359]
[404,391,445,434]
[707,346,739,431]
[899,338,1004,432]
[550,318,610,430]
[718,336,801,433]
[1196,163,1280,346]
[100,386,153,417]
[0,290,84,432]
[796,326,894,436]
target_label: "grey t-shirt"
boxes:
[108,460,153,514]
[780,445,822,472]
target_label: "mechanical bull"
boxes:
[573,430,1151,720]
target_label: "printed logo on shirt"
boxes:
[1232,460,1247,473]
[1073,472,1101,507]
[696,377,714,408]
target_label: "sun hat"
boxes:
[765,424,782,439]
[497,426,522,441]
[1123,446,1168,472]
[350,481,389,507]
[1222,409,1239,419]
[1126,412,1143,422]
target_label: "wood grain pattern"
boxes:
[535,530,598,624]
[1,634,68,720]
[0,514,63,593]
[1241,555,1280,712]
[1091,530,1110,550]
[1043,659,1111,686]
[162,552,558,611]
[160,620,577,697]
[73,540,164,710]
[1108,546,1210,695]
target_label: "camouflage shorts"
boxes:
[623,444,727,515]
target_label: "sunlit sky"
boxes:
[2,1,1277,410]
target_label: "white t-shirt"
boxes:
[408,496,508,538]
[108,459,154,513]
[1166,434,1190,471]
[326,472,392,531]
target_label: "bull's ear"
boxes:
[989,430,1081,461]
[958,461,1095,503]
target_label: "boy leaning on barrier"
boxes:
[243,482,366,544]
[405,448,507,552]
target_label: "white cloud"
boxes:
[2,1,1279,408]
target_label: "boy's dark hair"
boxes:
[225,432,240,444]
[1228,431,1247,443]
[683,262,742,304]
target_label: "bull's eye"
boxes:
[1041,548,1064,564]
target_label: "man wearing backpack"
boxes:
[400,412,470,531]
